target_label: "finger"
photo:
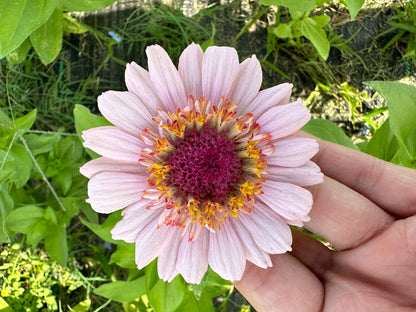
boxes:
[312,138,416,218]
[305,176,394,250]
[290,228,332,279]
[234,253,324,312]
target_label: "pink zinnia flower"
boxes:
[80,43,323,284]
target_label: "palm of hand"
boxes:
[235,139,416,312]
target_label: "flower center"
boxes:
[139,96,273,236]
[165,125,242,203]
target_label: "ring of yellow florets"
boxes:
[139,96,273,237]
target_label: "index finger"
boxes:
[312,138,416,218]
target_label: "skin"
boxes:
[234,138,416,312]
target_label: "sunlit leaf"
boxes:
[344,0,365,20]
[58,0,117,12]
[94,276,146,302]
[298,17,330,60]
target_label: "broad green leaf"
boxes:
[312,15,330,28]
[24,133,58,155]
[80,211,122,243]
[302,119,359,150]
[0,0,56,58]
[259,0,315,12]
[298,17,330,60]
[62,13,88,34]
[0,297,13,312]
[44,217,68,265]
[94,276,146,302]
[364,81,416,160]
[344,0,364,20]
[58,0,117,12]
[110,243,136,269]
[30,9,63,65]
[10,144,32,187]
[365,119,399,162]
[0,184,14,242]
[191,268,231,300]
[14,109,37,131]
[5,205,45,233]
[175,292,215,312]
[6,38,31,64]
[146,260,187,312]
[274,23,293,39]
[74,104,112,159]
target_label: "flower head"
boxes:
[80,43,323,283]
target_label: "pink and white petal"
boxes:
[111,199,159,243]
[125,62,163,115]
[245,83,292,118]
[229,55,262,112]
[146,45,187,112]
[178,43,204,99]
[135,220,171,269]
[239,205,292,254]
[82,126,143,162]
[257,100,310,139]
[80,157,146,179]
[98,91,154,136]
[208,221,246,281]
[87,172,147,213]
[266,137,319,167]
[157,226,183,282]
[230,218,272,268]
[258,180,313,222]
[266,161,324,186]
[202,46,239,107]
[176,228,209,284]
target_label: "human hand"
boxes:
[234,138,416,312]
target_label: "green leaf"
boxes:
[10,144,33,187]
[14,109,37,131]
[364,81,416,160]
[74,104,112,159]
[24,133,58,155]
[274,23,293,39]
[298,17,330,60]
[344,0,364,20]
[191,268,231,300]
[110,243,136,269]
[175,291,215,312]
[30,8,63,65]
[365,119,399,162]
[259,0,315,12]
[0,184,14,242]
[0,0,56,58]
[44,217,68,265]
[62,13,88,34]
[312,15,330,28]
[0,297,13,312]
[80,211,122,243]
[58,0,117,12]
[302,119,359,150]
[6,38,31,64]
[5,205,45,233]
[94,276,146,302]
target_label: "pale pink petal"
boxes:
[82,126,143,162]
[135,220,171,269]
[202,46,239,106]
[146,45,187,111]
[239,205,292,254]
[157,226,183,282]
[245,83,292,118]
[208,221,246,281]
[87,172,147,213]
[258,180,313,222]
[80,157,146,179]
[178,43,203,99]
[230,218,272,268]
[230,55,262,111]
[267,137,319,167]
[125,62,163,115]
[176,229,209,284]
[266,161,324,186]
[111,199,159,243]
[98,91,154,136]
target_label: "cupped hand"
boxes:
[234,138,416,312]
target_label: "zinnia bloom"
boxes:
[80,43,323,284]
